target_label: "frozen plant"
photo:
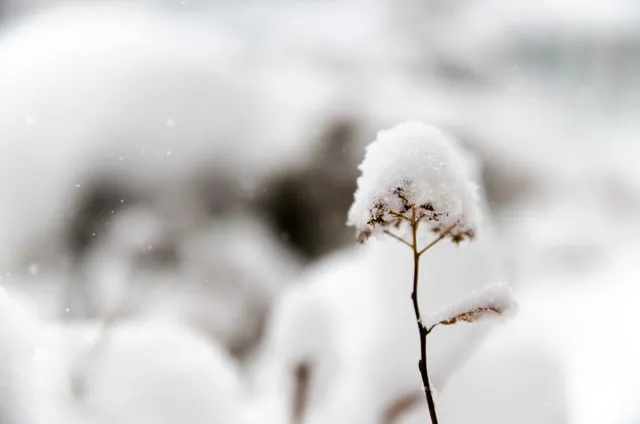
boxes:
[347,121,513,423]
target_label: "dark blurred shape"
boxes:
[195,170,253,216]
[258,119,359,260]
[66,179,136,259]
[480,156,534,210]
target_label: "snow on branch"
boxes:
[426,283,515,332]
[347,121,480,244]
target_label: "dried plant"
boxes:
[347,122,513,423]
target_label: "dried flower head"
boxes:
[347,121,480,243]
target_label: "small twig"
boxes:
[388,211,412,222]
[383,230,412,248]
[408,208,439,424]
[428,303,507,335]
[380,210,459,423]
[417,224,457,257]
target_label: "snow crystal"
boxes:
[426,282,515,331]
[347,121,480,243]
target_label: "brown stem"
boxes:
[389,211,412,222]
[418,223,457,257]
[383,229,412,248]
[409,208,439,424]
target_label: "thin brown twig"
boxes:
[409,208,439,424]
[380,208,456,423]
[388,211,411,222]
[417,223,457,257]
[383,229,412,248]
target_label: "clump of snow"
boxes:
[347,121,480,243]
[426,282,515,330]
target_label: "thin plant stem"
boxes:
[382,209,454,423]
[383,229,412,248]
[418,224,457,257]
[389,211,412,222]
[409,208,439,424]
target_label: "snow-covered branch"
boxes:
[426,283,515,333]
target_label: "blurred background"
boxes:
[0,0,639,423]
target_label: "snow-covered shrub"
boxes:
[347,121,514,423]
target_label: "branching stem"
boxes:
[383,230,412,248]
[381,209,455,423]
[407,208,439,424]
[418,224,457,257]
[389,211,412,222]
[382,208,454,424]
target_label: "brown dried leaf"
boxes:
[438,304,505,326]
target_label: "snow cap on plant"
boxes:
[347,121,480,243]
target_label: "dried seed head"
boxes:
[347,121,480,243]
